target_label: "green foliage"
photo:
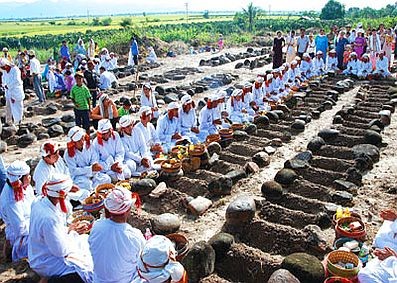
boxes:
[242,2,262,32]
[120,18,132,28]
[66,21,76,26]
[346,4,397,19]
[92,18,100,26]
[101,18,112,26]
[320,0,345,20]
[203,10,210,19]
[49,21,56,25]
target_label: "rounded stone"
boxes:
[291,120,305,132]
[132,178,157,196]
[61,114,75,123]
[181,241,215,283]
[244,124,257,135]
[225,197,256,226]
[151,213,181,235]
[17,133,37,148]
[48,125,64,137]
[268,269,300,283]
[318,128,340,141]
[1,126,17,140]
[254,115,270,128]
[37,132,50,140]
[207,142,222,156]
[41,117,61,128]
[281,253,325,283]
[208,176,233,196]
[261,181,284,200]
[274,169,298,185]
[208,232,235,261]
[307,137,325,152]
[233,130,249,142]
[352,144,380,163]
[252,152,270,167]
[364,130,382,146]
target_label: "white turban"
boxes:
[180,94,192,106]
[216,90,227,99]
[350,52,357,57]
[137,235,186,283]
[167,102,180,110]
[362,53,369,58]
[295,56,301,61]
[255,76,264,83]
[303,53,310,58]
[42,173,73,198]
[143,82,151,89]
[266,74,273,81]
[40,141,59,157]
[244,82,252,88]
[139,106,152,117]
[330,49,336,54]
[231,89,242,97]
[291,60,298,65]
[7,160,30,183]
[104,186,135,215]
[208,93,218,101]
[67,126,86,142]
[119,115,133,128]
[97,119,112,133]
[0,58,10,68]
[316,50,323,55]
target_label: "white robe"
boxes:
[358,256,397,283]
[156,114,180,153]
[88,219,145,283]
[358,61,373,78]
[226,99,251,123]
[199,106,218,136]
[300,60,313,79]
[135,122,161,155]
[343,59,359,75]
[312,57,325,76]
[178,108,203,144]
[33,158,70,196]
[326,56,338,71]
[2,66,24,125]
[47,70,56,93]
[146,50,157,64]
[0,183,35,261]
[92,132,131,181]
[140,92,159,119]
[120,128,153,175]
[374,57,391,77]
[373,220,397,252]
[99,71,117,90]
[63,146,111,194]
[28,197,93,282]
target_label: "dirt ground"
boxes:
[0,45,396,281]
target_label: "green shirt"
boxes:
[118,106,130,117]
[70,85,91,110]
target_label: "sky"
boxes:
[0,0,395,17]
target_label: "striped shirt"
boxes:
[70,85,91,110]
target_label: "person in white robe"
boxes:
[33,141,70,196]
[132,235,188,283]
[92,119,131,182]
[99,56,114,71]
[241,83,255,118]
[285,31,297,63]
[251,76,268,110]
[156,102,183,153]
[109,52,118,69]
[0,161,35,262]
[215,91,231,129]
[178,94,202,144]
[312,51,325,76]
[373,209,397,252]
[326,50,339,72]
[89,186,145,283]
[264,74,275,101]
[140,83,159,119]
[99,48,109,63]
[0,58,24,126]
[358,246,397,283]
[99,67,118,90]
[358,54,373,79]
[87,38,95,59]
[28,174,93,282]
[146,47,158,64]
[374,51,391,78]
[63,126,111,194]
[46,65,57,93]
[343,52,359,76]
[287,61,299,86]
[135,106,163,158]
[300,53,313,80]
[226,89,251,123]
[368,29,382,69]
[119,115,153,176]
[269,71,283,102]
[199,94,220,137]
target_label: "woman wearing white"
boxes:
[140,83,159,119]
[285,30,297,63]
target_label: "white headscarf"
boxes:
[98,94,114,119]
[67,126,86,142]
[40,141,59,157]
[42,173,73,213]
[137,235,186,283]
[180,94,192,106]
[0,58,10,68]
[97,119,112,134]
[139,106,152,117]
[119,115,133,128]
[104,186,135,215]
[7,160,30,183]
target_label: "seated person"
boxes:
[118,99,133,117]
[343,52,359,76]
[241,82,256,116]
[146,47,158,64]
[135,106,163,157]
[28,174,93,283]
[226,89,252,123]
[132,235,188,283]
[92,119,131,181]
[326,49,339,71]
[99,66,118,90]
[373,208,397,252]
[199,94,220,137]
[156,102,183,153]
[64,126,111,194]
[0,161,35,262]
[90,93,119,130]
[300,53,313,80]
[358,54,373,79]
[373,51,391,78]
[358,246,397,282]
[178,94,202,144]
[109,52,118,70]
[312,50,325,76]
[140,83,159,119]
[119,115,153,176]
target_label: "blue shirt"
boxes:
[335,38,349,55]
[60,45,70,60]
[131,40,139,56]
[315,35,328,53]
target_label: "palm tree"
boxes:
[242,2,261,32]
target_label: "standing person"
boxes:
[129,36,139,67]
[315,29,328,61]
[383,28,394,68]
[335,31,349,70]
[218,34,224,51]
[59,40,70,62]
[89,186,145,283]
[87,39,95,59]
[70,71,91,133]
[285,30,297,63]
[74,38,87,56]
[369,29,382,69]
[2,48,12,62]
[28,173,94,283]
[272,31,285,69]
[0,59,25,127]
[327,26,337,50]
[307,33,316,58]
[296,28,309,58]
[0,161,35,262]
[354,29,366,59]
[84,61,99,108]
[28,50,45,104]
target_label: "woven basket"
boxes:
[206,134,221,144]
[324,277,353,283]
[231,123,245,131]
[166,233,189,261]
[332,212,362,226]
[161,160,182,173]
[188,144,206,157]
[333,237,362,253]
[326,250,360,278]
[72,215,95,233]
[95,183,115,197]
[335,217,366,240]
[82,194,105,213]
[116,180,132,190]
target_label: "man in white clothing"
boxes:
[0,58,25,126]
[119,115,153,176]
[135,106,163,157]
[343,52,359,76]
[178,94,202,144]
[326,49,339,72]
[89,186,145,283]
[99,66,118,90]
[140,82,159,119]
[358,246,397,282]
[358,54,373,79]
[0,160,35,262]
[28,50,45,103]
[28,174,93,282]
[199,94,220,137]
[374,51,391,78]
[64,126,111,194]
[93,119,131,181]
[156,102,183,153]
[312,50,325,76]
